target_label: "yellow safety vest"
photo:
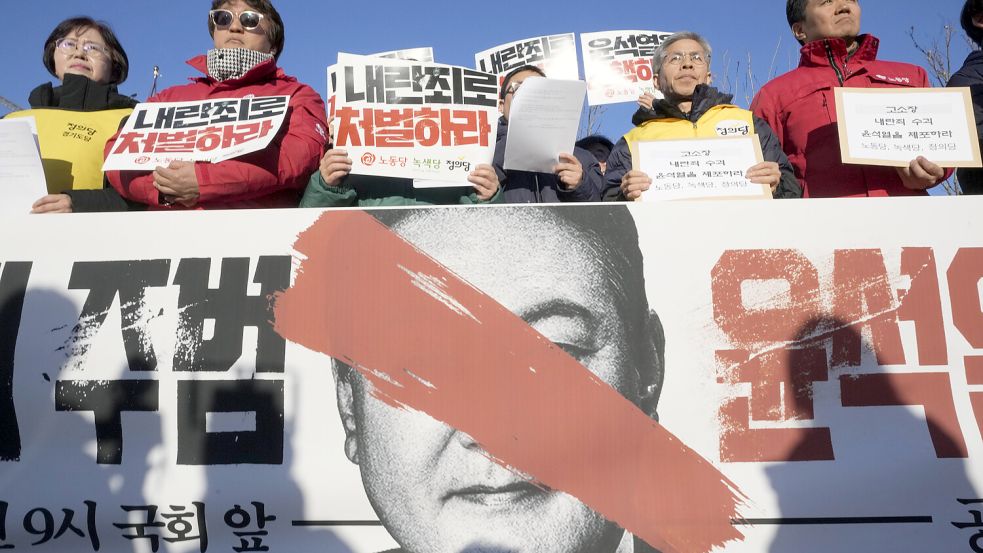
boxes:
[6,108,131,194]
[624,104,755,157]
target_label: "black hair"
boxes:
[499,64,546,100]
[208,0,285,60]
[576,135,615,153]
[962,0,983,46]
[369,205,665,415]
[786,0,809,27]
[43,17,129,85]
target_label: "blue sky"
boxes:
[2,0,973,192]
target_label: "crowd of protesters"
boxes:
[10,0,983,213]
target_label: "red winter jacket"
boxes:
[751,35,944,198]
[105,55,328,209]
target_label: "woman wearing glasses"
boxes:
[8,17,140,213]
[602,32,802,201]
[104,0,327,209]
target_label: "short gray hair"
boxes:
[652,31,713,71]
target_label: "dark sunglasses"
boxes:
[209,9,265,30]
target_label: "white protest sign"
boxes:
[835,87,982,167]
[475,33,580,82]
[369,47,435,63]
[102,96,289,171]
[333,55,499,184]
[581,30,673,106]
[0,118,46,213]
[634,135,769,201]
[503,77,587,173]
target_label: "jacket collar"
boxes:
[632,84,734,125]
[799,34,879,68]
[28,73,137,111]
[186,54,287,86]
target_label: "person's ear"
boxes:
[974,13,983,30]
[791,22,808,43]
[706,72,713,86]
[332,362,360,464]
[638,309,666,421]
[498,98,505,116]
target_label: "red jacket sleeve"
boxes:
[196,85,327,204]
[103,88,180,207]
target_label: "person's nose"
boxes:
[681,56,694,69]
[227,14,244,33]
[835,0,853,14]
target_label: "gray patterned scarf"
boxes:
[206,48,274,81]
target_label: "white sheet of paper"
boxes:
[503,77,587,173]
[835,87,982,167]
[0,118,47,214]
[635,136,767,201]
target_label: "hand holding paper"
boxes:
[620,170,653,201]
[896,156,946,190]
[555,152,583,190]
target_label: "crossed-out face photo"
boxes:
[331,206,665,553]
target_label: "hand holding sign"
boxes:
[896,156,946,190]
[319,149,353,187]
[467,163,500,201]
[154,161,200,207]
[620,169,653,201]
[745,161,781,195]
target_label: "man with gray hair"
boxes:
[603,32,800,201]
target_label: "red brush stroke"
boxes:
[274,210,747,553]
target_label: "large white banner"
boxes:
[0,199,982,552]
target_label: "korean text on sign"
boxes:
[474,33,580,82]
[634,135,769,201]
[334,58,499,183]
[581,30,673,106]
[103,96,289,171]
[834,87,983,168]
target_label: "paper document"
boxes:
[634,136,769,201]
[0,118,47,214]
[835,87,982,168]
[503,77,587,173]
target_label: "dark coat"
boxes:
[948,50,983,195]
[493,117,605,203]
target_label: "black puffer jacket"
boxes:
[493,117,605,203]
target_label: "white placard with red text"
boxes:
[332,55,499,183]
[581,30,673,106]
[102,97,288,171]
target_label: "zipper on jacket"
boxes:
[824,41,846,86]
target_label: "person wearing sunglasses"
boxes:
[604,32,802,201]
[6,17,142,213]
[491,65,604,203]
[104,0,328,209]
